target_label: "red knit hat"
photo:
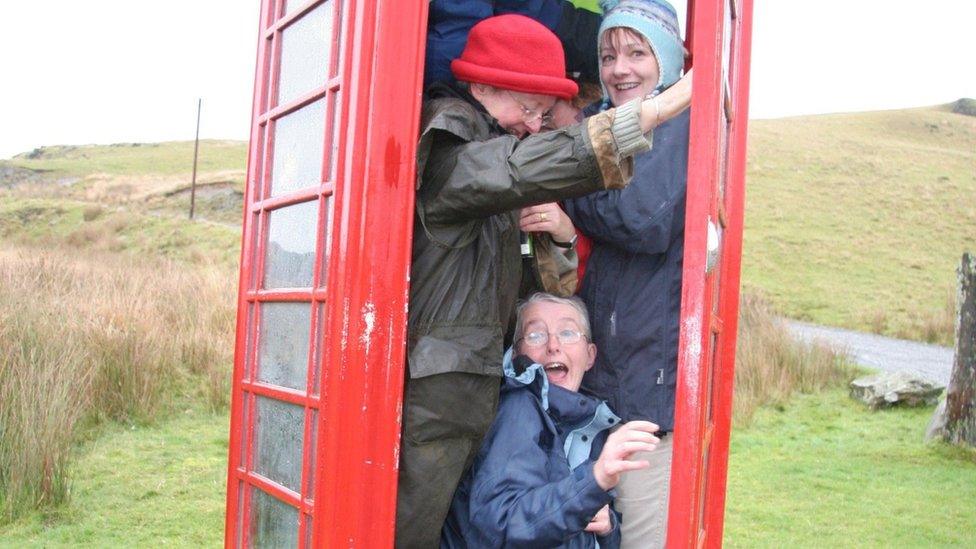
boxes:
[451,14,578,100]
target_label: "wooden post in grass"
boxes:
[944,252,976,447]
[189,98,201,220]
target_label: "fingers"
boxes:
[621,420,659,433]
[602,458,651,477]
[583,506,612,535]
[518,203,574,242]
[595,421,660,488]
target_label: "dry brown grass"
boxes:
[894,287,957,346]
[0,245,235,522]
[733,292,860,426]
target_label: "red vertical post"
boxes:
[668,0,753,546]
[312,0,427,545]
[703,1,753,545]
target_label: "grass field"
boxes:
[0,409,228,547]
[1,103,974,543]
[4,140,246,177]
[6,104,972,343]
[744,104,976,344]
[2,391,972,547]
[725,390,976,547]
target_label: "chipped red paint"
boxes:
[670,0,753,547]
[225,0,425,546]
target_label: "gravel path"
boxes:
[786,320,954,386]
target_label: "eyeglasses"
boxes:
[517,328,587,347]
[508,91,553,126]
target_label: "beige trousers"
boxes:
[615,435,673,549]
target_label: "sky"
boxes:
[1,0,974,159]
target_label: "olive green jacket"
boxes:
[407,94,649,380]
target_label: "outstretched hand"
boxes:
[593,420,659,490]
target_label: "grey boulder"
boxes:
[849,371,944,410]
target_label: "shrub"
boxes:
[0,246,235,522]
[733,292,860,426]
[0,295,92,522]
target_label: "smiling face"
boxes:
[470,84,557,138]
[599,27,661,107]
[516,300,596,392]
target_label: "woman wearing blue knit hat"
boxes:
[563,1,689,547]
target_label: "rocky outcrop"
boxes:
[849,371,944,409]
[952,98,976,117]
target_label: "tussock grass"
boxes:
[733,292,859,426]
[0,198,241,265]
[0,246,235,523]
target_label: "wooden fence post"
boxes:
[944,252,976,446]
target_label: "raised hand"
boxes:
[593,420,660,490]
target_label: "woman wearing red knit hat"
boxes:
[396,13,691,548]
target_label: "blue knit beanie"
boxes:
[598,0,683,102]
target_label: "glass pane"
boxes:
[310,302,325,395]
[239,394,251,467]
[305,409,319,499]
[250,488,299,548]
[278,1,334,106]
[305,515,314,547]
[264,201,318,289]
[245,302,256,379]
[282,0,304,17]
[327,91,340,183]
[270,99,325,197]
[258,302,311,390]
[254,396,305,492]
[235,481,244,549]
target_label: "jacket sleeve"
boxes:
[563,112,690,256]
[531,235,578,297]
[418,101,649,226]
[464,392,612,548]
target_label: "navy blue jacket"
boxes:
[563,109,690,431]
[441,354,621,548]
[425,0,602,89]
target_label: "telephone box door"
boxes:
[670,0,754,546]
[224,0,426,546]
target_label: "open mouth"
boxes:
[543,362,569,380]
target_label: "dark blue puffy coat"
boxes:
[563,109,690,431]
[425,0,601,89]
[441,352,621,548]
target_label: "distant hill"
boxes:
[743,102,976,344]
[0,140,247,265]
[2,104,973,343]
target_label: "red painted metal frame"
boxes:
[669,0,753,547]
[312,0,427,545]
[225,0,427,547]
[227,0,753,546]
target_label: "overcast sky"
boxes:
[2,0,974,159]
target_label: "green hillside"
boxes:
[743,103,976,343]
[2,104,973,342]
[1,140,247,264]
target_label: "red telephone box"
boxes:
[224,0,752,546]
[670,0,753,546]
